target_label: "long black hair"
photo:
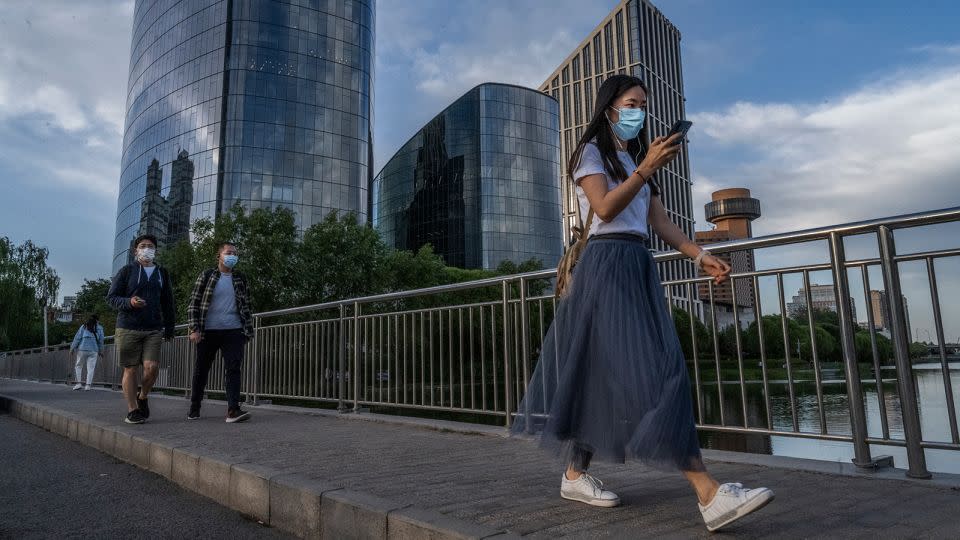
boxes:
[84,314,99,334]
[567,74,660,196]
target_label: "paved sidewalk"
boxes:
[2,379,959,539]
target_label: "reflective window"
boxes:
[373,84,562,269]
[114,0,374,269]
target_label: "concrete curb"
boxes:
[1,394,518,540]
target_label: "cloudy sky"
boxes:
[1,0,958,340]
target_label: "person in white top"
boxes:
[512,74,773,532]
[70,315,105,390]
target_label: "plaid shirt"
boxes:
[187,268,254,338]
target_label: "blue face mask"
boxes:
[607,106,646,140]
[223,254,239,269]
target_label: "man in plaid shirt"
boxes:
[187,241,255,422]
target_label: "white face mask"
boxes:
[137,247,156,263]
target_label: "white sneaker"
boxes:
[560,473,620,508]
[699,482,774,532]
[84,385,92,391]
[72,384,82,390]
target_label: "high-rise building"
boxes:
[695,188,761,328]
[540,0,694,289]
[113,0,375,269]
[869,290,911,338]
[787,284,857,322]
[373,84,562,270]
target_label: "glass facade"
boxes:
[373,84,561,270]
[113,0,374,270]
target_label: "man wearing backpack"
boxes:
[186,241,254,423]
[106,234,176,424]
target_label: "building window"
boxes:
[572,56,580,81]
[593,34,602,75]
[562,85,571,123]
[573,82,582,125]
[562,66,570,84]
[615,11,625,67]
[583,44,592,77]
[603,22,614,71]
[584,78,593,117]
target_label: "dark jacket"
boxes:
[187,269,255,339]
[106,263,176,338]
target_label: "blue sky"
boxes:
[1,0,958,340]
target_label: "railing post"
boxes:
[828,232,876,468]
[878,225,931,479]
[248,316,261,406]
[353,301,361,412]
[337,304,348,412]
[502,280,514,428]
[519,277,531,392]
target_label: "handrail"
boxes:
[5,206,959,346]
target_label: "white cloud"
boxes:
[374,0,619,168]
[689,63,960,235]
[50,165,119,198]
[0,0,131,198]
[18,84,89,131]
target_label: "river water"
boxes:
[698,362,960,474]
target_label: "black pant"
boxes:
[570,444,593,472]
[191,329,246,411]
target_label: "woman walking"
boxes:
[512,75,773,532]
[70,315,105,391]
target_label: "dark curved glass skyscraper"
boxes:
[113,0,374,269]
[373,83,561,270]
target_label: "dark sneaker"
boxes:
[124,409,146,424]
[225,408,251,423]
[187,407,200,420]
[137,395,149,419]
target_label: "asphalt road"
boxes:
[0,414,291,540]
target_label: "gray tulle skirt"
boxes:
[512,235,704,472]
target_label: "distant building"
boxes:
[787,283,857,322]
[695,188,761,329]
[868,289,911,339]
[56,296,78,324]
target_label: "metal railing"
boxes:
[3,206,959,478]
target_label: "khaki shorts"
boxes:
[115,328,163,368]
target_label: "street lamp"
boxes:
[42,303,49,351]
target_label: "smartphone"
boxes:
[666,120,692,145]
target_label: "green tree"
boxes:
[909,341,930,359]
[298,211,391,304]
[671,306,710,361]
[0,237,61,350]
[73,278,116,336]
[157,205,300,317]
[853,330,894,364]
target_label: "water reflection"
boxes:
[698,363,960,474]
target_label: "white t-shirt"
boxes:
[572,142,651,238]
[143,266,156,279]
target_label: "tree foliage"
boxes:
[153,206,545,320]
[0,237,61,350]
[73,278,116,336]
